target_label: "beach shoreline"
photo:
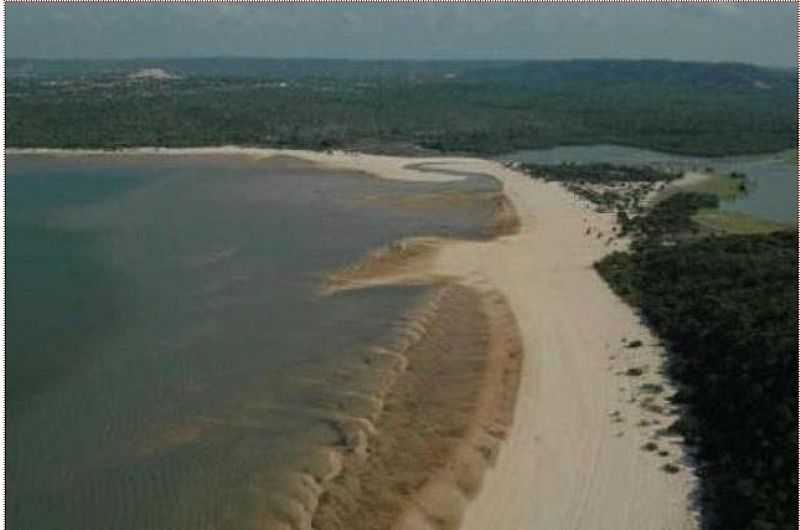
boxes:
[309,151,699,530]
[311,284,523,530]
[10,147,699,530]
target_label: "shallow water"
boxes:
[501,145,796,224]
[6,155,497,530]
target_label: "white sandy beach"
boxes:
[10,147,698,530]
[423,161,699,530]
[300,151,700,530]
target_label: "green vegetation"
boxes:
[779,149,798,164]
[6,59,796,156]
[665,172,790,236]
[640,383,664,394]
[642,441,659,452]
[520,163,679,213]
[595,186,797,530]
[683,172,748,200]
[661,463,681,474]
[693,209,791,235]
[521,163,680,184]
[623,192,720,241]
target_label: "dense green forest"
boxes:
[9,57,794,87]
[593,190,797,530]
[521,163,681,184]
[7,59,796,156]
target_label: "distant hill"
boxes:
[461,59,796,91]
[7,57,795,90]
[6,57,504,81]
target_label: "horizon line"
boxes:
[6,56,794,70]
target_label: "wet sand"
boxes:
[313,285,522,530]
[11,147,698,530]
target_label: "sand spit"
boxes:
[322,237,446,295]
[648,171,714,204]
[322,192,518,295]
[13,147,698,530]
[668,170,714,190]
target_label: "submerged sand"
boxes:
[313,285,522,530]
[12,147,699,530]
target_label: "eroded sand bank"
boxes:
[12,147,698,530]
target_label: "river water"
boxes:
[6,154,498,530]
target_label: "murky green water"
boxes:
[7,154,496,530]
[500,145,796,224]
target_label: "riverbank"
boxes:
[663,171,791,235]
[280,149,699,530]
[10,147,698,530]
[423,161,699,530]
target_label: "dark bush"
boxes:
[597,225,798,530]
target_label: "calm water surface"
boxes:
[501,145,797,224]
[7,155,497,530]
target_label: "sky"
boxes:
[6,3,797,68]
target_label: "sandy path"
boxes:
[12,147,699,530]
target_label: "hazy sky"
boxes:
[6,3,797,68]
